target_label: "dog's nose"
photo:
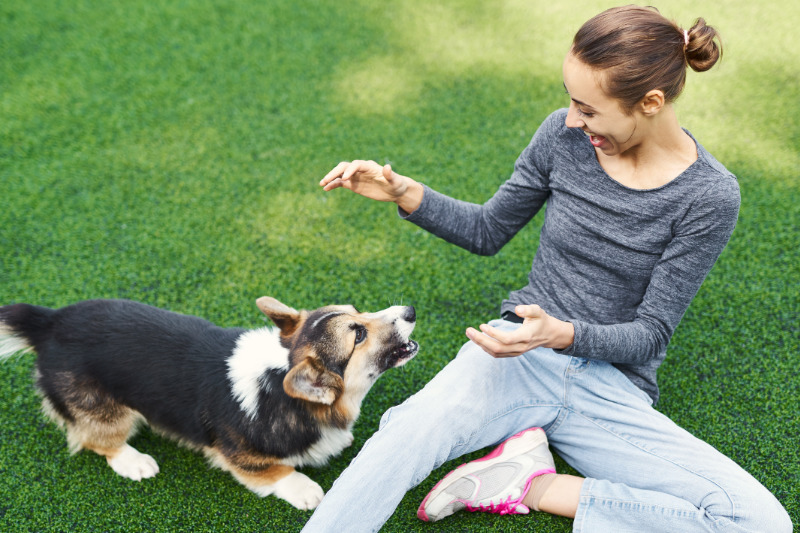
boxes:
[403,306,416,323]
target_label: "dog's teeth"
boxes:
[395,341,418,357]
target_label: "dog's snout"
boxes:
[368,305,416,327]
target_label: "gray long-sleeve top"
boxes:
[402,109,740,404]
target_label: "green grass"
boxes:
[1,0,798,531]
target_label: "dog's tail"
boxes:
[0,303,55,360]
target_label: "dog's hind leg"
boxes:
[39,374,159,481]
[69,407,159,481]
[99,443,160,481]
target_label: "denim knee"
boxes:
[739,492,793,533]
[379,391,475,446]
[707,481,793,533]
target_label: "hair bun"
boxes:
[685,17,722,72]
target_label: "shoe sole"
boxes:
[417,427,553,522]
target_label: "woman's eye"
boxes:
[354,326,367,345]
[577,108,594,118]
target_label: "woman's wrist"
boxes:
[549,317,575,350]
[395,178,424,214]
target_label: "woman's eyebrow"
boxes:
[562,82,596,110]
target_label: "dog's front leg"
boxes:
[235,464,325,510]
[269,467,326,510]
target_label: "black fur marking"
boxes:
[293,310,348,377]
[215,368,325,458]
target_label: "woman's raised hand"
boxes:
[320,161,403,200]
[320,160,424,213]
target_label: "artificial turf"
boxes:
[1,0,798,531]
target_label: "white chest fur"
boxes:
[284,426,354,468]
[226,327,289,419]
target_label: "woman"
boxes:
[303,6,792,532]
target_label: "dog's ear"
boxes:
[283,357,343,405]
[257,296,301,336]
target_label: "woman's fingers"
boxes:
[320,169,345,191]
[320,161,349,186]
[340,160,364,181]
[466,326,527,358]
[382,163,395,184]
[319,159,405,204]
[320,160,383,189]
[478,323,512,342]
[515,304,543,320]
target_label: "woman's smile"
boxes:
[587,132,606,148]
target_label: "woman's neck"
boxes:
[597,107,698,190]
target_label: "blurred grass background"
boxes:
[1,0,797,531]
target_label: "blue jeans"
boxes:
[302,320,792,533]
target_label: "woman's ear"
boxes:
[639,89,665,116]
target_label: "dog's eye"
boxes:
[354,326,367,345]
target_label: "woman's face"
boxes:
[562,53,641,157]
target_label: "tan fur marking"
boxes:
[65,408,142,457]
[203,446,294,490]
[235,463,296,489]
[203,427,284,470]
[40,372,144,456]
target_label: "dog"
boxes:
[0,297,418,509]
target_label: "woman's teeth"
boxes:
[589,134,605,147]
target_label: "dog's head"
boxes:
[256,297,418,409]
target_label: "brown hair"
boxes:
[571,5,722,111]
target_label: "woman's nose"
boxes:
[564,103,585,128]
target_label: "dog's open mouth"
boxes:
[390,340,419,367]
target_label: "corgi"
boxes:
[0,297,418,510]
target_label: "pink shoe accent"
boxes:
[472,427,545,463]
[416,427,552,521]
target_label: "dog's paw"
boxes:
[107,444,160,481]
[273,471,325,510]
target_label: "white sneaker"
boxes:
[417,427,556,522]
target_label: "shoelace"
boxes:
[465,495,527,516]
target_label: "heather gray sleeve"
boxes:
[400,113,560,255]
[561,177,741,365]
